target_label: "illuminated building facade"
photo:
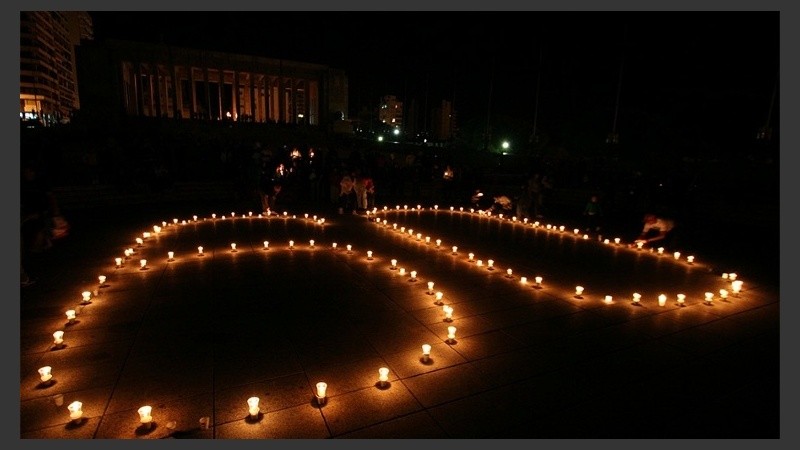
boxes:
[76,39,348,126]
[378,95,403,130]
[19,11,93,124]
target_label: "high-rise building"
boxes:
[20,11,93,125]
[431,99,457,141]
[378,95,403,131]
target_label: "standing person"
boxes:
[353,170,367,212]
[338,173,357,215]
[528,173,544,218]
[582,194,604,233]
[363,172,376,211]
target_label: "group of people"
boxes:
[337,169,375,215]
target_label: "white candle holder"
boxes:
[677,293,686,306]
[98,275,106,286]
[446,326,457,344]
[719,289,729,300]
[658,294,667,307]
[425,236,431,244]
[657,247,665,255]
[139,259,147,270]
[332,242,338,250]
[452,246,458,255]
[66,309,76,324]
[443,305,454,322]
[427,281,435,294]
[705,292,715,305]
[468,252,475,262]
[68,401,83,422]
[193,215,198,221]
[246,397,260,419]
[81,291,91,304]
[378,367,390,387]
[686,255,695,264]
[636,241,644,250]
[138,405,154,429]
[309,240,315,248]
[614,237,621,245]
[534,276,543,289]
[198,246,204,256]
[421,344,432,363]
[346,244,352,254]
[575,286,584,298]
[417,233,423,241]
[115,257,122,268]
[476,260,483,267]
[673,251,681,260]
[168,251,174,261]
[398,268,406,277]
[38,366,53,384]
[436,239,442,248]
[231,243,237,252]
[53,330,64,347]
[390,259,397,270]
[729,273,738,281]
[505,268,513,278]
[732,280,743,296]
[367,250,373,260]
[487,259,494,270]
[315,382,328,406]
[435,291,444,305]
[520,276,527,286]
[135,237,144,247]
[289,240,295,249]
[604,295,613,304]
[632,293,641,305]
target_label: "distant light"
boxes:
[393,128,400,135]
[501,141,510,149]
[378,136,384,142]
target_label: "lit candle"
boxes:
[66,309,76,323]
[425,236,431,244]
[139,259,147,269]
[309,239,315,248]
[212,213,217,219]
[447,326,457,343]
[677,294,686,306]
[657,247,664,255]
[399,268,406,276]
[304,213,309,219]
[393,223,397,230]
[487,259,494,270]
[435,291,444,305]
[574,228,580,235]
[476,260,483,267]
[168,251,174,261]
[523,217,528,223]
[410,270,417,281]
[246,397,260,418]
[520,276,527,285]
[38,366,52,383]
[604,239,610,245]
[558,225,564,232]
[53,330,64,346]
[632,292,641,304]
[346,244,352,253]
[583,234,589,240]
[604,295,613,304]
[658,294,667,306]
[315,382,327,405]
[390,259,397,270]
[732,280,743,295]
[68,401,83,420]
[468,252,475,262]
[452,246,458,255]
[367,250,373,260]
[136,237,143,246]
[142,232,150,239]
[81,291,91,304]
[98,275,107,286]
[193,215,198,221]
[182,220,187,225]
[719,289,729,300]
[506,268,513,278]
[198,246,204,255]
[153,225,160,233]
[332,242,338,250]
[289,240,295,249]
[705,292,714,303]
[436,239,442,247]
[231,243,237,251]
[417,233,422,240]
[499,214,504,219]
[138,405,153,427]
[722,273,729,279]
[263,241,269,250]
[427,281,435,293]
[400,227,406,233]
[408,229,414,236]
[575,286,584,297]
[687,255,695,264]
[534,276,543,287]
[729,273,738,281]
[636,241,644,250]
[378,367,390,386]
[115,257,122,268]
[673,251,681,260]
[443,305,453,321]
[422,344,432,362]
[249,212,254,217]
[614,237,620,245]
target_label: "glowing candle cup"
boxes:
[435,291,444,305]
[447,326,457,343]
[38,366,53,384]
[378,367,390,387]
[68,401,83,421]
[422,344,432,362]
[315,382,328,405]
[138,405,154,428]
[53,330,64,346]
[246,397,260,419]
[658,294,667,307]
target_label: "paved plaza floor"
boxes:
[18,202,781,439]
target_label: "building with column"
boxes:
[19,11,93,125]
[76,39,348,127]
[378,95,403,131]
[431,99,457,142]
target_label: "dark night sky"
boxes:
[89,11,779,151]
